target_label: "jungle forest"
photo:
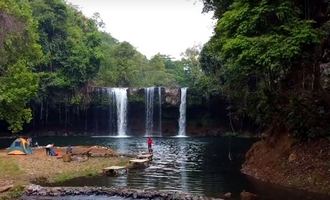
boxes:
[0,0,330,199]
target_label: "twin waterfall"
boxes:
[107,87,187,137]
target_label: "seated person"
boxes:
[45,144,53,155]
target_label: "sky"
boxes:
[66,0,215,59]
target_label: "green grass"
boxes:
[53,167,100,183]
[53,157,130,183]
[0,185,25,200]
[0,158,21,177]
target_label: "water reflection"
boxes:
[2,136,327,200]
[45,137,252,198]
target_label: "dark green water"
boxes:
[1,136,329,200]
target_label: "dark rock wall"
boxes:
[19,88,230,137]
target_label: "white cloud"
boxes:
[66,0,215,59]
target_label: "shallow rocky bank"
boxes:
[23,185,212,200]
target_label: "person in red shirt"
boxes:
[147,137,153,154]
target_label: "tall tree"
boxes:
[0,0,42,132]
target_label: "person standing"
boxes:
[147,137,153,154]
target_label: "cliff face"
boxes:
[21,87,229,137]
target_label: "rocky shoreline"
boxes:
[23,185,210,200]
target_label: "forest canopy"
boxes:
[200,0,330,138]
[0,0,207,132]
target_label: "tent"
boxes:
[7,138,32,155]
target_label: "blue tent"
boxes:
[7,138,32,155]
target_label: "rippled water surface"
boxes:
[42,137,253,198]
[1,136,329,200]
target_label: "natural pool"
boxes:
[1,136,329,200]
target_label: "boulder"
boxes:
[164,88,180,106]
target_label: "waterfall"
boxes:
[158,87,162,136]
[106,88,117,135]
[145,87,155,136]
[109,88,128,137]
[177,88,188,137]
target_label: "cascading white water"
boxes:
[177,88,188,137]
[106,88,116,135]
[158,87,162,136]
[111,88,128,137]
[145,87,155,136]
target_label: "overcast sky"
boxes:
[66,0,215,59]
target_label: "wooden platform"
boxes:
[137,153,153,160]
[129,158,149,163]
[102,166,127,176]
[128,158,150,169]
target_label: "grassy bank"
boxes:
[0,147,130,199]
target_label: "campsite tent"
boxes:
[7,138,32,155]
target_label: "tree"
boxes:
[29,0,102,105]
[0,0,42,132]
[200,0,330,138]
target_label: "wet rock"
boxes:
[240,191,258,200]
[164,88,180,106]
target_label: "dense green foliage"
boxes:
[201,0,330,138]
[95,37,206,88]
[0,0,41,132]
[0,0,208,132]
[29,0,102,102]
